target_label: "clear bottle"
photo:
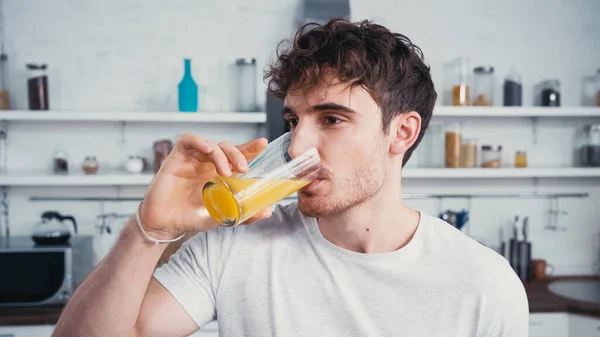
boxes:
[445,122,462,168]
[82,156,99,174]
[235,58,257,112]
[503,67,522,106]
[451,57,470,106]
[472,66,494,106]
[0,129,6,172]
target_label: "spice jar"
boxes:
[235,58,258,112]
[472,66,494,106]
[481,145,502,168]
[503,67,522,106]
[53,150,69,174]
[515,151,527,168]
[153,139,173,173]
[125,155,144,174]
[444,122,462,168]
[539,79,560,107]
[460,137,478,168]
[82,156,99,174]
[581,124,600,167]
[450,57,470,106]
[26,63,49,110]
[0,54,9,110]
[595,69,600,107]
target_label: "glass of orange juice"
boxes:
[202,132,320,227]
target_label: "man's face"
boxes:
[283,76,391,218]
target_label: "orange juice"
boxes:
[202,176,311,226]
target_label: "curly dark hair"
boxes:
[264,18,437,167]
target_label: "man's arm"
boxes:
[52,216,199,337]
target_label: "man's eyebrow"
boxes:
[282,103,357,115]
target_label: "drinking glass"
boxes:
[202,132,320,226]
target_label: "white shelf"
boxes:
[0,172,154,186]
[402,168,600,178]
[433,106,600,117]
[0,110,266,123]
[1,168,599,186]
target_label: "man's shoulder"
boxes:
[421,212,523,288]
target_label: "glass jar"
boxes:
[235,58,257,112]
[444,122,462,168]
[481,145,502,168]
[595,69,600,107]
[503,67,522,106]
[153,139,172,173]
[53,149,68,174]
[26,63,49,110]
[0,54,9,110]
[515,151,527,168]
[460,137,477,168]
[472,66,494,106]
[581,124,600,167]
[539,79,560,107]
[450,57,470,106]
[82,156,99,174]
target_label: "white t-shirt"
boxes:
[154,202,529,337]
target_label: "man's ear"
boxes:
[389,111,421,155]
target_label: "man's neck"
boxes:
[317,175,420,254]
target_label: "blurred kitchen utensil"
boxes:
[440,209,469,230]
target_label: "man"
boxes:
[53,18,528,337]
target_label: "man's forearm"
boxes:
[52,215,169,337]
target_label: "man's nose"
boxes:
[287,130,316,160]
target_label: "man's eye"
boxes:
[325,117,341,125]
[287,118,298,127]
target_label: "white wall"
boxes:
[1,0,599,275]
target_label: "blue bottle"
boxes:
[178,58,198,112]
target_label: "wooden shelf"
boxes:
[432,106,600,118]
[0,110,266,123]
[1,168,599,186]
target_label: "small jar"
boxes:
[53,150,69,174]
[451,57,470,106]
[235,58,257,112]
[481,145,502,168]
[581,124,600,167]
[82,156,99,174]
[126,155,144,174]
[503,67,522,106]
[515,151,527,168]
[472,66,494,106]
[460,137,478,168]
[595,69,600,107]
[540,79,561,107]
[153,139,173,173]
[444,122,462,168]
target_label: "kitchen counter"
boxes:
[1,276,599,326]
[525,275,600,318]
[0,305,63,326]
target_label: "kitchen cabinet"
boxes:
[569,314,600,337]
[529,313,569,337]
[0,325,55,337]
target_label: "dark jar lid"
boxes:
[474,66,494,74]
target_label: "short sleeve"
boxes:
[153,226,237,329]
[479,260,530,337]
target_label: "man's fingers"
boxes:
[236,138,268,160]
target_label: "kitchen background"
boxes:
[0,0,599,335]
[0,0,600,337]
[2,0,600,271]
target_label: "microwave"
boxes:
[0,235,95,307]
